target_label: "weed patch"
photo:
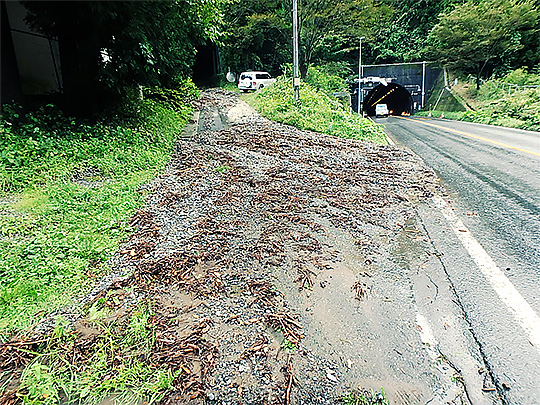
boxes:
[0,87,194,339]
[243,77,387,144]
[338,387,389,405]
[4,299,176,405]
[420,69,540,131]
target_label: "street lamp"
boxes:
[292,0,300,100]
[357,36,365,114]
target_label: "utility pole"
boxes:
[292,0,300,100]
[421,61,426,108]
[357,36,365,114]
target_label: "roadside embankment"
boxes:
[420,69,540,132]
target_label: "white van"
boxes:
[375,104,389,117]
[238,71,276,92]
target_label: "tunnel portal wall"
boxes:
[351,63,442,114]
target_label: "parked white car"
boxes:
[238,71,276,92]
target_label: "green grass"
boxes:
[281,338,296,353]
[338,388,389,405]
[417,88,540,132]
[220,80,240,93]
[0,87,194,340]
[17,300,176,405]
[416,110,466,120]
[243,76,387,144]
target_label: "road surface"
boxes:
[380,116,540,404]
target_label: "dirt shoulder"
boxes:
[1,89,496,404]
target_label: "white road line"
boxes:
[385,133,395,145]
[433,195,540,351]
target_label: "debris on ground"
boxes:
[1,89,443,404]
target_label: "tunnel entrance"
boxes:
[363,83,413,116]
[192,43,219,86]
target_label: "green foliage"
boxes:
[463,88,540,131]
[304,66,347,93]
[144,79,200,111]
[339,387,389,405]
[298,0,377,75]
[20,363,62,405]
[0,92,191,337]
[22,1,222,110]
[19,301,176,405]
[281,338,296,353]
[221,0,393,78]
[416,110,465,120]
[222,0,539,86]
[220,79,241,93]
[294,0,403,76]
[214,166,231,173]
[221,0,290,75]
[472,69,540,131]
[419,69,540,131]
[368,0,461,64]
[246,76,386,144]
[427,0,539,87]
[502,67,540,85]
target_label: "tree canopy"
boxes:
[15,0,540,109]
[220,0,290,76]
[427,0,539,87]
[221,0,394,78]
[221,0,539,83]
[367,0,463,63]
[22,1,223,112]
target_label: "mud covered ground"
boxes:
[2,90,497,404]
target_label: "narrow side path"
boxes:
[116,90,492,404]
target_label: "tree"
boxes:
[221,0,393,79]
[221,0,290,76]
[296,0,391,77]
[427,0,539,88]
[367,0,464,64]
[22,1,223,113]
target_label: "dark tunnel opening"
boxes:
[363,83,413,116]
[192,43,219,86]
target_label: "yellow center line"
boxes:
[396,116,540,158]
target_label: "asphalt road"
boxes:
[380,116,540,404]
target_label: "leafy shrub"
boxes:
[472,86,540,131]
[144,78,200,110]
[246,76,386,144]
[501,68,540,86]
[0,95,190,192]
[19,301,176,404]
[304,66,347,93]
[420,69,540,132]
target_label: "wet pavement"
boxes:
[382,116,540,404]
